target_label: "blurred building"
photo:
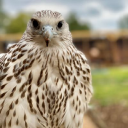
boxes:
[72,30,128,66]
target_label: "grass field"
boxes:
[92,66,128,106]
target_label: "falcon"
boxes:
[0,10,93,128]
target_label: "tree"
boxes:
[5,13,31,33]
[67,13,91,31]
[119,15,128,29]
[0,0,9,33]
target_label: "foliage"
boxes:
[0,11,8,31]
[119,15,128,29]
[0,0,9,33]
[67,13,91,31]
[5,13,31,33]
[92,66,128,106]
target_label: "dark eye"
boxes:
[57,21,63,29]
[31,19,40,29]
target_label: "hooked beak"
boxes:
[42,25,57,47]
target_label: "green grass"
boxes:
[92,66,128,106]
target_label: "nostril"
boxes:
[42,26,54,32]
[42,27,45,31]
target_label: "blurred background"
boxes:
[0,0,128,128]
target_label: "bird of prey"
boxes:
[0,10,93,128]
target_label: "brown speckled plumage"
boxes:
[0,10,93,128]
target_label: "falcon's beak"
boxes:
[42,25,57,47]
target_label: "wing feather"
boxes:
[0,53,6,74]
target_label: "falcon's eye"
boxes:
[31,19,40,30]
[57,21,63,29]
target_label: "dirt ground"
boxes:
[83,115,98,128]
[97,104,128,128]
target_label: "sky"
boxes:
[2,0,128,31]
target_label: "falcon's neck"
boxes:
[7,40,77,68]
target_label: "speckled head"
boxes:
[25,10,72,48]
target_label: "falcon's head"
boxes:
[25,10,72,48]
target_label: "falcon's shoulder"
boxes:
[75,50,93,103]
[0,53,6,74]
